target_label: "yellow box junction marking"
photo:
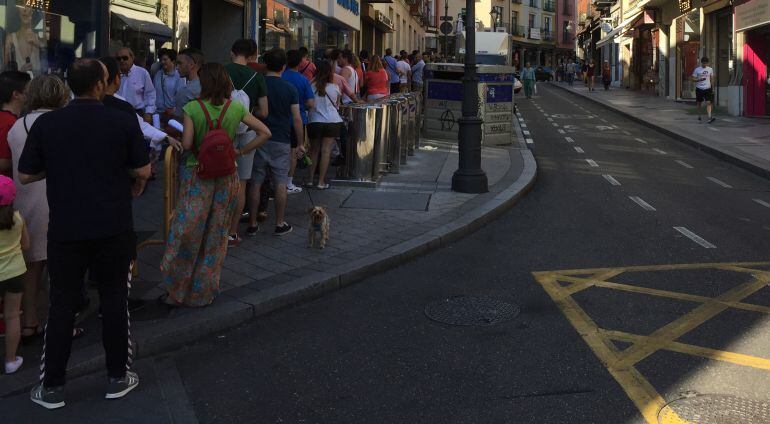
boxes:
[532,261,770,424]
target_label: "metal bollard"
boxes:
[380,97,403,173]
[337,104,377,182]
[371,103,388,180]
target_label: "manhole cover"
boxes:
[658,394,770,423]
[424,296,520,326]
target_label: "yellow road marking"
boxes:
[532,261,770,424]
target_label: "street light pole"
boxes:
[451,0,488,193]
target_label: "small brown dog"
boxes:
[308,206,330,249]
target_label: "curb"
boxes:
[1,148,537,398]
[549,83,770,181]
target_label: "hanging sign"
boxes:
[735,0,770,32]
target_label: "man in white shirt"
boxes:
[116,47,156,123]
[396,54,412,93]
[691,57,715,123]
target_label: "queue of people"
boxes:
[0,41,432,409]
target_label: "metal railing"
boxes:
[512,25,528,37]
[512,0,522,4]
[543,1,555,11]
[529,0,538,8]
[542,31,555,41]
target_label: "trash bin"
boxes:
[336,104,377,182]
[379,97,403,173]
[390,94,410,165]
[371,103,389,180]
[405,93,417,156]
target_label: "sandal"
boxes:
[316,183,330,190]
[304,182,315,188]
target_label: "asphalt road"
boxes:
[8,84,770,423]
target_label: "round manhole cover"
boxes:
[658,394,770,423]
[424,296,520,326]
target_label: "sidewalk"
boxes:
[1,135,536,397]
[549,81,770,180]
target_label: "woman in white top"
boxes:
[6,75,72,342]
[307,61,343,190]
[338,51,359,105]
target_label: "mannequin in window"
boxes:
[4,7,43,76]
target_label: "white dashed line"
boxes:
[565,137,575,143]
[525,138,534,144]
[600,119,608,123]
[674,227,716,248]
[602,174,621,186]
[629,196,656,211]
[547,117,554,121]
[557,129,566,134]
[521,123,527,128]
[574,146,585,153]
[552,123,559,127]
[586,159,599,167]
[622,131,631,135]
[635,138,648,144]
[523,130,531,135]
[706,177,732,188]
[707,126,719,132]
[753,199,770,208]
[652,148,667,155]
[741,136,759,144]
[675,160,694,169]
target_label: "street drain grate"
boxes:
[424,296,520,326]
[658,394,770,423]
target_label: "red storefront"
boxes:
[736,0,770,116]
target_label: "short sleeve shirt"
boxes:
[17,99,150,241]
[396,61,411,84]
[261,75,299,145]
[281,70,314,124]
[182,99,247,168]
[692,66,713,90]
[174,78,201,118]
[0,110,18,163]
[225,63,268,112]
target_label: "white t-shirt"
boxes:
[396,60,411,84]
[692,66,713,90]
[309,83,343,124]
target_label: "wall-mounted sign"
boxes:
[529,27,541,39]
[678,0,693,14]
[735,0,770,32]
[337,0,360,16]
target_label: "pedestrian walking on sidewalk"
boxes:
[566,58,576,87]
[160,63,270,306]
[586,59,596,91]
[19,58,151,409]
[521,62,536,99]
[601,60,611,91]
[692,57,715,123]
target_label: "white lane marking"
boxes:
[706,177,732,188]
[623,131,631,135]
[629,196,657,211]
[635,138,648,144]
[723,118,736,123]
[521,123,527,128]
[552,123,560,127]
[547,117,554,121]
[600,119,608,123]
[565,137,575,143]
[674,227,716,249]
[675,160,694,169]
[586,159,599,167]
[574,146,585,153]
[753,199,770,208]
[525,138,534,144]
[652,148,667,155]
[740,136,759,143]
[523,130,531,135]
[613,125,621,129]
[707,126,719,132]
[557,129,566,134]
[602,174,621,186]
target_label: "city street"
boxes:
[6,84,770,423]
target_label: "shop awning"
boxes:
[111,5,172,38]
[596,11,642,47]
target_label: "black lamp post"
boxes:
[452,0,488,193]
[490,7,500,32]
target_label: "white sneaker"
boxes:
[287,185,303,194]
[5,356,22,374]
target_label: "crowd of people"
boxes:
[0,39,430,409]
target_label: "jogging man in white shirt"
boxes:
[691,57,715,123]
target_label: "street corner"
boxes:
[531,261,770,424]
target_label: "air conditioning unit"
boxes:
[496,27,507,32]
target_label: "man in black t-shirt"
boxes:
[19,58,150,410]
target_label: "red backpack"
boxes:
[195,99,236,179]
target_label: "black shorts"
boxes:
[0,275,25,294]
[308,122,342,139]
[696,88,713,103]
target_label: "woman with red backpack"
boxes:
[159,63,271,307]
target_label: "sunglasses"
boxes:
[116,56,130,61]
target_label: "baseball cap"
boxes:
[0,175,16,206]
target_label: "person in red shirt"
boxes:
[0,71,31,177]
[364,56,390,101]
[298,47,316,81]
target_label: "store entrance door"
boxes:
[744,31,768,116]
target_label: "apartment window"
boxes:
[529,0,537,8]
[512,11,519,28]
[544,16,551,32]
[529,14,536,28]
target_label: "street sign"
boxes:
[440,21,453,35]
[440,16,453,21]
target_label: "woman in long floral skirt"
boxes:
[159,63,271,307]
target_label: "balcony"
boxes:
[513,0,522,3]
[511,25,528,37]
[543,1,555,12]
[542,30,555,41]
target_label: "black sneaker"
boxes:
[245,225,260,237]
[698,116,701,121]
[707,117,716,124]
[30,384,65,409]
[274,222,293,236]
[106,370,139,399]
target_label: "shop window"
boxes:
[677,10,700,99]
[1,0,101,77]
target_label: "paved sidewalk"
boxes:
[1,135,536,397]
[549,82,770,179]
